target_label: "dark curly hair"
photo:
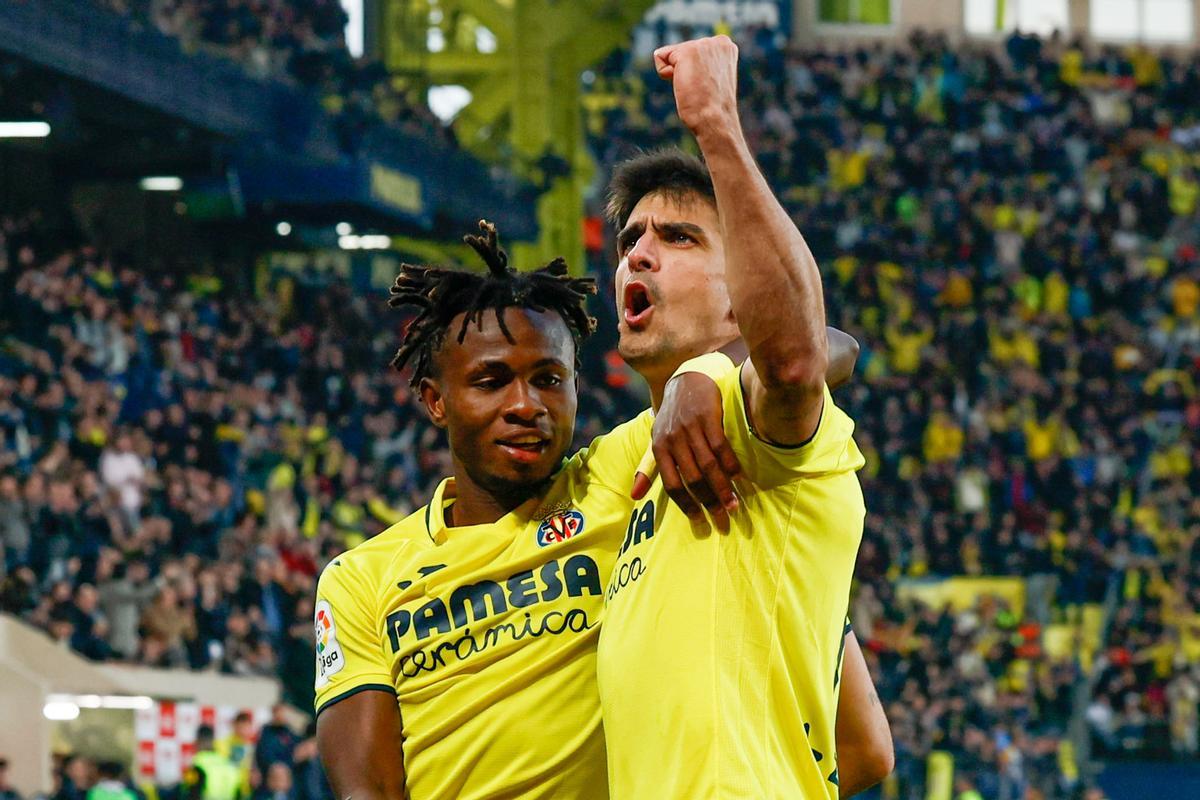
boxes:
[388,220,597,386]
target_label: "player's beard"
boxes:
[462,442,569,511]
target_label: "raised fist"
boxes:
[653,35,740,135]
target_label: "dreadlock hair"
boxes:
[388,220,598,387]
[605,147,715,230]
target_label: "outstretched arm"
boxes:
[656,36,827,446]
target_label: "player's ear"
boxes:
[418,377,448,429]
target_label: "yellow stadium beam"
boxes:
[388,50,503,76]
[382,0,656,271]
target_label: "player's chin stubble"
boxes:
[618,327,678,375]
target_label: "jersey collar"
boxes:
[424,478,455,545]
[423,476,551,546]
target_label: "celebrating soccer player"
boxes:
[596,36,879,798]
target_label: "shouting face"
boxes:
[613,190,739,387]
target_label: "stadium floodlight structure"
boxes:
[339,234,392,250]
[0,121,51,138]
[381,0,656,272]
[140,176,184,191]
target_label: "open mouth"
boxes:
[623,281,655,329]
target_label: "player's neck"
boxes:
[446,475,546,527]
[647,336,747,410]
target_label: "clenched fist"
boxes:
[653,35,740,136]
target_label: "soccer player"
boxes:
[596,36,878,798]
[312,222,877,799]
[314,223,662,799]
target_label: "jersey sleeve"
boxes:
[717,366,865,488]
[576,409,654,493]
[313,556,395,715]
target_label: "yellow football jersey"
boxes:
[314,410,651,800]
[597,364,866,799]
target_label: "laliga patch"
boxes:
[536,509,585,547]
[314,599,345,688]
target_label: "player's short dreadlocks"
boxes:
[388,220,597,386]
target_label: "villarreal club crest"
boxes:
[536,504,585,547]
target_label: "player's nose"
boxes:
[503,379,547,421]
[626,233,659,273]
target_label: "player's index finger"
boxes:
[653,46,678,69]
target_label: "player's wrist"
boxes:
[691,110,746,153]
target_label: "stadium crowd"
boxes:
[95,0,455,152]
[1,22,1199,800]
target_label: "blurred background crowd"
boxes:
[0,1,1198,799]
[95,0,453,154]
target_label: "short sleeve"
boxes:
[576,409,654,493]
[313,557,395,715]
[718,367,865,488]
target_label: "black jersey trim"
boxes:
[315,683,396,717]
[738,362,824,450]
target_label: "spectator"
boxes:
[97,559,157,660]
[188,727,240,800]
[68,583,113,661]
[52,756,93,800]
[138,585,196,666]
[289,734,331,800]
[98,433,145,529]
[254,706,298,778]
[0,474,31,575]
[216,712,257,799]
[0,758,21,800]
[84,763,135,800]
[251,764,294,800]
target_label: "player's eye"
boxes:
[670,232,695,245]
[534,372,564,388]
[472,376,505,390]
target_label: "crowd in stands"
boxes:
[95,0,454,153]
[595,25,1200,798]
[3,19,1200,800]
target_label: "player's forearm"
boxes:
[697,124,828,395]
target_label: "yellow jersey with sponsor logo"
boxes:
[597,364,866,800]
[314,411,651,800]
